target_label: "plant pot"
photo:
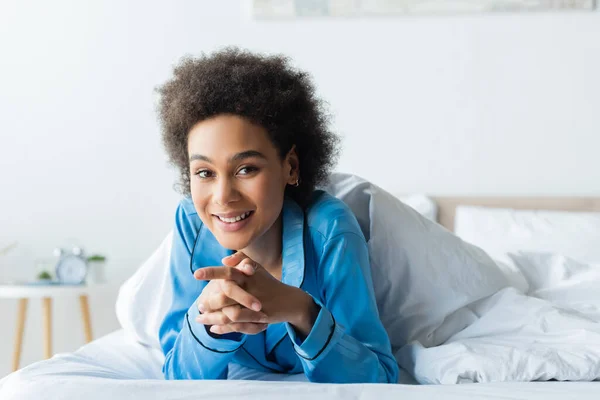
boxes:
[86,261,106,284]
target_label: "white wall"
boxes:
[1,0,599,377]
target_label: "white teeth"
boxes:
[218,211,251,223]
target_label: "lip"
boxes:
[212,211,253,218]
[213,211,254,232]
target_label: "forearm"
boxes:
[163,304,245,380]
[304,329,398,383]
[286,303,399,384]
[286,288,320,339]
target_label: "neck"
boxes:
[241,213,283,275]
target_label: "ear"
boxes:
[285,145,300,185]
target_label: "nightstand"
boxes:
[0,283,102,371]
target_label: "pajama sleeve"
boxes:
[285,232,399,383]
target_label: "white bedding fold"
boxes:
[398,284,600,383]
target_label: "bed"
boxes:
[2,175,599,399]
[1,329,598,400]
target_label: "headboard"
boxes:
[432,197,600,232]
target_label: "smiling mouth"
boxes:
[214,211,254,224]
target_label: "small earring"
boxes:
[292,177,300,187]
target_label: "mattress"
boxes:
[1,329,598,400]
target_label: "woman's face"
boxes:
[187,114,297,251]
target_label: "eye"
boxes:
[195,169,213,179]
[237,166,259,176]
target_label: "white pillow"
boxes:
[116,173,508,353]
[115,232,173,349]
[508,252,600,319]
[454,206,600,293]
[398,194,437,222]
[322,173,508,350]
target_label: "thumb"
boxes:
[222,252,257,276]
[236,258,260,276]
[222,251,247,267]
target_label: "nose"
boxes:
[213,176,240,206]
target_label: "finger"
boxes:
[233,258,259,276]
[223,253,259,276]
[210,323,268,336]
[196,311,231,326]
[221,251,247,267]
[194,266,245,284]
[221,305,268,324]
[204,291,238,313]
[219,280,262,312]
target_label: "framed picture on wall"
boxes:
[252,0,597,18]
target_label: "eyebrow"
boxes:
[189,150,267,163]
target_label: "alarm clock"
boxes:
[54,246,88,284]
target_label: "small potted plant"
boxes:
[36,270,53,283]
[86,254,107,284]
[34,257,57,284]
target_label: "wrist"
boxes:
[288,288,319,337]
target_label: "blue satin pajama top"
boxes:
[158,190,399,383]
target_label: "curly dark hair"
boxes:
[156,47,340,207]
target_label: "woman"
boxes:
[157,48,398,383]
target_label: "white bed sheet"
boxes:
[1,329,599,400]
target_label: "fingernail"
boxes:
[198,304,205,313]
[251,302,261,311]
[209,326,217,333]
[259,314,268,323]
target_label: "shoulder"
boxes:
[177,196,198,217]
[303,192,371,284]
[173,196,201,227]
[304,190,365,243]
[173,197,203,251]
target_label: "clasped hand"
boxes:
[194,252,307,336]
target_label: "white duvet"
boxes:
[398,253,600,384]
